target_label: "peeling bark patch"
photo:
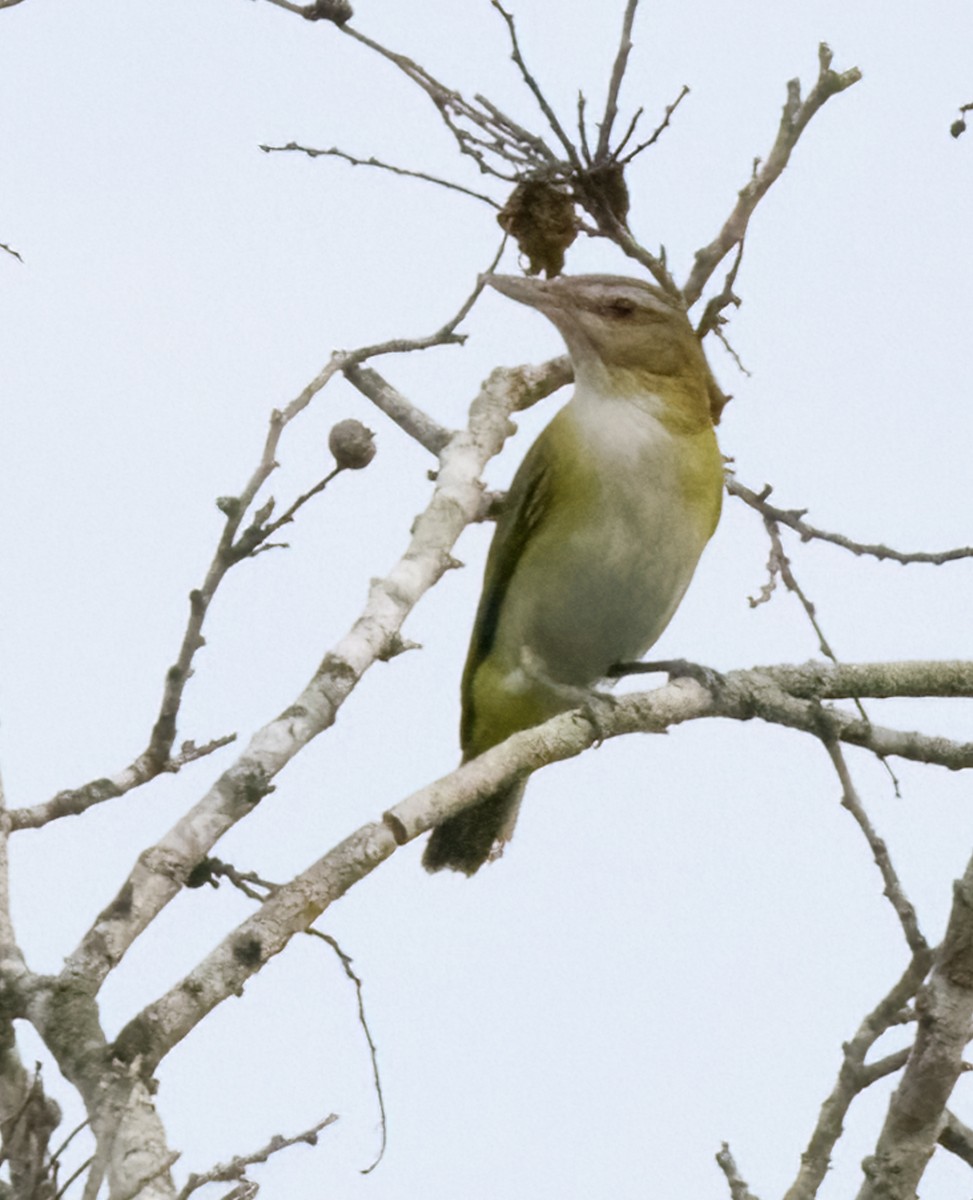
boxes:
[236,771,275,808]
[98,881,134,922]
[112,1018,153,1065]
[314,653,358,688]
[232,936,263,967]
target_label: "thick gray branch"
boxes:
[857,855,973,1198]
[59,358,569,994]
[111,660,971,1070]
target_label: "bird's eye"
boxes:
[604,298,636,318]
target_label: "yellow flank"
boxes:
[423,273,725,875]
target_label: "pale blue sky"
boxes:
[1,1,972,1196]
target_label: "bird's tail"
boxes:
[422,781,526,876]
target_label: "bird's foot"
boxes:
[608,657,725,695]
[578,688,620,747]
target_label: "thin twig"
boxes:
[187,857,280,901]
[343,238,509,454]
[49,1118,92,1172]
[259,142,501,207]
[307,931,387,1173]
[859,1046,911,1088]
[684,44,861,306]
[611,103,643,160]
[617,83,690,164]
[751,515,900,794]
[128,270,491,781]
[177,1116,337,1199]
[490,0,581,168]
[53,1156,96,1200]
[339,23,555,180]
[8,734,237,831]
[821,738,926,956]
[729,477,973,565]
[715,1143,762,1200]
[596,0,639,159]
[343,367,452,455]
[696,236,745,340]
[232,468,343,559]
[586,207,679,295]
[576,92,592,164]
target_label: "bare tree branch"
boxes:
[783,956,931,1200]
[596,0,640,159]
[859,1047,912,1088]
[616,84,690,164]
[339,22,555,180]
[306,931,386,1173]
[8,736,237,832]
[259,141,501,207]
[858,848,973,1198]
[939,1110,973,1168]
[342,366,453,454]
[107,661,973,1073]
[822,739,927,955]
[715,1142,762,1200]
[0,1059,62,1200]
[747,506,902,790]
[9,275,499,837]
[60,357,564,994]
[489,0,581,168]
[729,477,973,565]
[177,1115,337,1199]
[753,660,973,701]
[344,351,571,456]
[683,44,862,306]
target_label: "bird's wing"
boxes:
[459,424,559,747]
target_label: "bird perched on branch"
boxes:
[422,273,724,875]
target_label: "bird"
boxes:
[422,273,724,875]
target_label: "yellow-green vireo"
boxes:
[422,273,724,875]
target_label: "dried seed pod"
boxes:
[329,418,376,470]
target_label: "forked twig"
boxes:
[596,0,640,159]
[490,0,581,168]
[684,44,861,305]
[781,954,932,1200]
[729,477,973,565]
[177,1115,337,1199]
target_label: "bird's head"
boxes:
[484,273,718,423]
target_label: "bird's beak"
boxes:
[481,273,554,311]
